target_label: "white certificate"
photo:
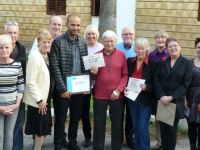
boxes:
[66,74,90,94]
[125,77,145,101]
[82,53,105,70]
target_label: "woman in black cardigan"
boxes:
[126,37,156,150]
[154,37,192,150]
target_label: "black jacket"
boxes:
[154,56,192,118]
[127,56,157,106]
[50,32,88,94]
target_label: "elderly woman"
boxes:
[149,30,169,150]
[155,37,192,150]
[91,30,128,150]
[185,37,200,150]
[80,24,104,147]
[0,34,24,150]
[126,38,156,150]
[23,29,53,150]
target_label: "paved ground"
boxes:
[24,128,190,150]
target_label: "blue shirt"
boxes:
[116,42,136,59]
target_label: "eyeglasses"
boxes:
[122,33,134,37]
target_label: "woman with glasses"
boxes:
[155,37,192,150]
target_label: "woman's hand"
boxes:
[38,100,47,115]
[90,66,98,75]
[160,96,173,105]
[140,83,146,91]
[124,87,129,95]
[111,89,120,100]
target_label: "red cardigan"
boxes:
[94,48,128,100]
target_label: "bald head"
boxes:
[121,26,135,47]
[49,15,63,38]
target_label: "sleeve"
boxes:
[25,55,43,103]
[171,60,192,101]
[154,62,166,99]
[116,53,128,92]
[16,63,24,99]
[50,40,67,94]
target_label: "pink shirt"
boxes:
[94,49,128,100]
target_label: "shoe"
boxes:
[68,144,80,150]
[62,139,69,148]
[127,141,134,149]
[82,139,92,147]
[151,143,161,150]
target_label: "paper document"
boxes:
[125,77,145,101]
[156,101,176,126]
[83,53,105,70]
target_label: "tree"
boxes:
[98,0,116,39]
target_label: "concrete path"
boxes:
[24,128,190,150]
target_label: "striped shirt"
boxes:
[0,61,24,105]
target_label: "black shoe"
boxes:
[62,139,69,148]
[68,144,80,150]
[127,141,134,149]
[82,139,92,147]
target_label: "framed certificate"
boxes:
[66,74,90,94]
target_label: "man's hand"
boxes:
[61,91,71,98]
[111,89,120,100]
[90,66,98,75]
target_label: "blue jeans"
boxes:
[12,103,25,150]
[128,100,152,150]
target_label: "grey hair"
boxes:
[102,30,117,40]
[4,21,19,31]
[0,34,13,49]
[135,37,150,51]
[84,24,99,39]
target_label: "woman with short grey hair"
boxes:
[126,37,156,150]
[0,34,24,150]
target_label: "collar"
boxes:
[103,48,116,56]
[66,32,79,43]
[132,53,149,65]
[154,48,168,55]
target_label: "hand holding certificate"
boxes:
[125,77,145,101]
[66,74,90,94]
[83,53,105,70]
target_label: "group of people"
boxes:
[0,12,199,150]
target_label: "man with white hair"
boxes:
[91,30,128,150]
[116,26,136,149]
[4,21,26,150]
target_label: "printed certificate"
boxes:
[82,53,105,70]
[66,74,90,94]
[125,77,145,101]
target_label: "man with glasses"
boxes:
[4,21,26,150]
[116,26,136,149]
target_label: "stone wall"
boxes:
[0,0,91,48]
[135,0,200,56]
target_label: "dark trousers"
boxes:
[53,91,70,149]
[13,102,25,150]
[160,116,179,150]
[81,94,92,140]
[93,99,123,150]
[121,98,134,144]
[68,94,85,145]
[187,121,200,148]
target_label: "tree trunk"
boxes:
[98,0,116,40]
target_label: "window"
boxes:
[198,0,200,21]
[47,0,66,15]
[91,0,100,16]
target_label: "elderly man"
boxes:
[50,14,88,150]
[91,30,128,150]
[116,26,136,149]
[4,21,26,150]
